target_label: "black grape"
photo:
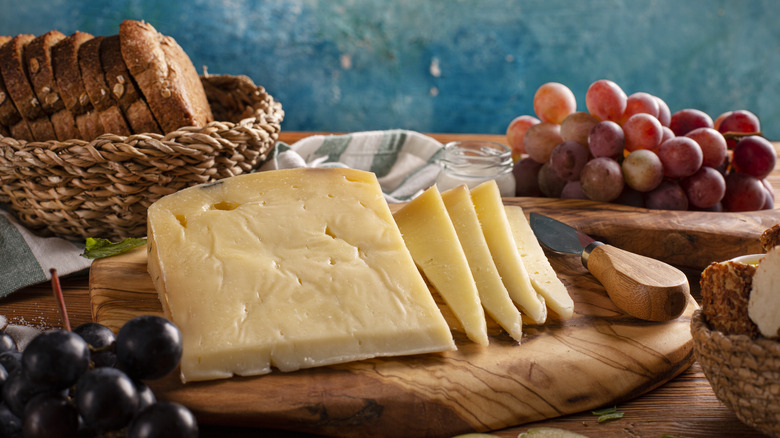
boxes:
[22,392,79,438]
[0,403,23,437]
[22,330,90,389]
[0,351,22,375]
[74,322,117,368]
[75,367,139,431]
[127,401,198,438]
[0,332,18,354]
[116,316,182,380]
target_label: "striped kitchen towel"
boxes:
[0,130,446,298]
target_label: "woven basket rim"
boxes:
[692,308,780,351]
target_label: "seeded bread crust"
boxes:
[52,32,104,140]
[0,36,23,130]
[100,35,161,135]
[119,20,212,133]
[25,30,80,140]
[78,36,130,136]
[760,223,780,252]
[0,34,57,141]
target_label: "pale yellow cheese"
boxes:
[147,168,456,382]
[470,180,547,324]
[393,185,489,346]
[440,185,523,342]
[504,206,574,319]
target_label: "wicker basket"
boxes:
[691,309,780,437]
[0,74,283,241]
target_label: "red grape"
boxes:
[717,109,761,135]
[506,115,540,160]
[560,111,598,146]
[588,120,625,158]
[549,140,590,181]
[645,180,689,211]
[723,171,765,212]
[537,162,567,198]
[621,92,659,123]
[622,149,664,192]
[533,82,577,124]
[623,113,663,152]
[655,96,671,127]
[713,111,732,131]
[657,137,703,178]
[524,122,563,164]
[685,127,727,168]
[512,157,543,197]
[579,157,624,202]
[585,79,627,122]
[660,126,674,144]
[560,180,587,199]
[669,109,713,136]
[732,135,777,179]
[680,167,726,209]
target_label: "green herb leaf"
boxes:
[597,411,625,423]
[80,237,147,259]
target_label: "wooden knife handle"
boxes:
[585,244,690,321]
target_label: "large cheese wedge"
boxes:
[505,205,574,319]
[147,168,456,382]
[470,180,547,324]
[440,185,523,342]
[393,185,489,346]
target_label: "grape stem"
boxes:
[50,268,72,331]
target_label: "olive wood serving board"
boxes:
[89,199,779,437]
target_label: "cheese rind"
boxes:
[147,168,456,382]
[441,185,523,342]
[504,205,574,319]
[470,181,547,324]
[393,185,489,346]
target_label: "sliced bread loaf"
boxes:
[25,30,80,140]
[0,34,57,141]
[0,36,23,131]
[119,20,212,133]
[100,35,161,134]
[52,32,104,140]
[78,36,131,136]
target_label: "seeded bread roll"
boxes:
[100,35,161,135]
[748,247,780,339]
[0,34,57,141]
[700,260,760,338]
[78,36,131,137]
[119,20,213,133]
[25,30,80,141]
[52,32,105,140]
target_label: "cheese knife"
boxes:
[529,212,690,321]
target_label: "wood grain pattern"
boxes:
[87,200,737,438]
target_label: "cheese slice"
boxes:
[441,185,523,342]
[147,168,456,382]
[504,205,574,319]
[393,185,489,346]
[470,180,547,324]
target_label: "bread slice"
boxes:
[25,30,80,140]
[0,36,23,131]
[119,20,212,133]
[100,35,161,134]
[78,36,131,136]
[52,32,104,140]
[700,260,759,337]
[0,34,57,141]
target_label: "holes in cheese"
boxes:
[147,168,456,382]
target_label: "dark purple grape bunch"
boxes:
[0,315,197,438]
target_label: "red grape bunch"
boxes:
[0,315,197,438]
[506,80,775,211]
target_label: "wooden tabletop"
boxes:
[1,131,777,438]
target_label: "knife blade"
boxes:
[529,212,690,321]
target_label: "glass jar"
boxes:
[435,140,516,196]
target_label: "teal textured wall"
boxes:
[1,0,778,139]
